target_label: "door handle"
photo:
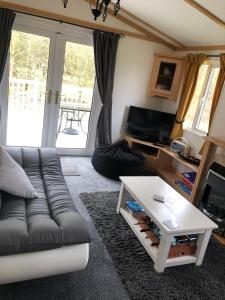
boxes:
[55,91,65,105]
[42,90,52,104]
[55,91,60,105]
[48,90,52,104]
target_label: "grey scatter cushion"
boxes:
[0,146,38,199]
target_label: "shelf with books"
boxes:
[162,148,199,172]
[157,167,192,201]
[125,135,198,202]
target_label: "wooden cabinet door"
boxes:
[149,54,183,101]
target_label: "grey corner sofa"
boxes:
[0,147,91,285]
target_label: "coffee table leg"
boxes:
[195,229,212,266]
[154,234,173,273]
[117,183,126,214]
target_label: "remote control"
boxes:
[153,194,165,203]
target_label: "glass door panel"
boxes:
[6,30,50,147]
[56,42,95,149]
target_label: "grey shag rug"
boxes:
[80,191,225,300]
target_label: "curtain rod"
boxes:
[10,8,125,38]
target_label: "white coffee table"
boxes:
[117,176,218,272]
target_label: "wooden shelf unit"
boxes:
[125,135,199,202]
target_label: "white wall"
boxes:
[112,38,174,140]
[210,83,225,140]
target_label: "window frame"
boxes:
[189,61,220,135]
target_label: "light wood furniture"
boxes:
[176,45,225,51]
[87,0,176,50]
[115,3,185,47]
[191,136,225,204]
[2,0,225,51]
[125,135,199,202]
[117,176,217,272]
[149,54,183,101]
[0,0,175,48]
[184,0,225,31]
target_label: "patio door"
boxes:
[1,15,98,155]
[49,35,98,155]
[3,28,53,148]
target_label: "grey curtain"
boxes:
[93,30,120,146]
[0,9,15,83]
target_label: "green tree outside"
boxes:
[10,30,95,89]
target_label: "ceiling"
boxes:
[1,0,225,49]
[121,0,225,46]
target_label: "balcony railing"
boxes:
[8,77,94,111]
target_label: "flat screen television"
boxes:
[125,106,175,145]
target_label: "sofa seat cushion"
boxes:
[0,148,91,256]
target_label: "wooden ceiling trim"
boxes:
[0,0,158,43]
[107,9,176,50]
[176,45,225,51]
[112,3,186,48]
[86,0,176,49]
[184,0,225,30]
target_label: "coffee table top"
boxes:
[120,176,217,234]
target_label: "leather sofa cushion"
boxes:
[0,148,91,256]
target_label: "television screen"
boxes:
[125,106,175,144]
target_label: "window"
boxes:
[184,63,220,134]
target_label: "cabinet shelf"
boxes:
[120,207,197,266]
[158,74,174,79]
[162,148,199,172]
[157,168,192,201]
[120,207,158,261]
[126,135,199,172]
[140,151,159,160]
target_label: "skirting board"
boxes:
[0,243,89,285]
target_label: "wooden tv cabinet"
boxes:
[125,135,199,203]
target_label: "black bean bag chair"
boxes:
[92,140,145,180]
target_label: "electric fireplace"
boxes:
[200,162,225,236]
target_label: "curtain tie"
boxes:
[175,112,184,124]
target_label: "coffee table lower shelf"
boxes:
[117,177,217,273]
[120,208,197,270]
